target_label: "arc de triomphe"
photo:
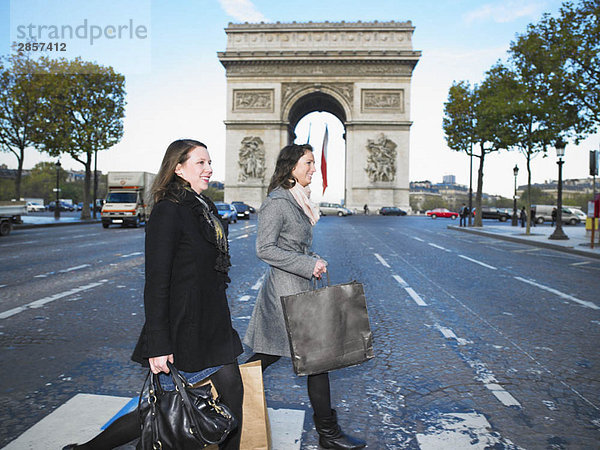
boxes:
[218,21,421,210]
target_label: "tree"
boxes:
[0,52,44,199]
[443,75,507,227]
[32,57,125,219]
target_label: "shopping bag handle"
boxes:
[312,270,330,289]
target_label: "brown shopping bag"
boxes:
[205,360,271,450]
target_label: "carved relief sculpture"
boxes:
[233,90,274,112]
[238,136,266,182]
[362,89,404,112]
[365,134,397,182]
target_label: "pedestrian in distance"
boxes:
[459,203,468,227]
[244,143,367,450]
[63,140,244,450]
[363,203,369,215]
[520,206,527,228]
[551,207,557,226]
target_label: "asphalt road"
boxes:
[1,215,599,449]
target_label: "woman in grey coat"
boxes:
[244,143,366,450]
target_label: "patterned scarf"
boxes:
[289,183,320,225]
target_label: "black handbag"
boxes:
[137,362,238,450]
[280,274,374,376]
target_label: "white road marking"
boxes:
[374,253,390,268]
[233,234,249,240]
[59,264,90,273]
[412,237,425,242]
[416,412,515,449]
[392,275,427,306]
[251,273,266,290]
[465,358,521,407]
[239,295,251,302]
[34,272,54,278]
[2,393,304,450]
[458,255,497,270]
[570,261,592,266]
[0,285,6,288]
[515,276,599,310]
[428,243,450,252]
[121,252,143,258]
[0,240,38,247]
[434,324,471,346]
[0,281,107,319]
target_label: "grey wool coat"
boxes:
[244,186,319,356]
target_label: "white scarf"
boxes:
[289,183,320,225]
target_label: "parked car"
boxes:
[47,201,75,212]
[379,206,407,216]
[231,202,251,220]
[426,208,458,219]
[566,207,587,222]
[214,202,238,224]
[319,202,349,216]
[232,201,255,214]
[472,206,511,222]
[532,204,581,225]
[26,202,45,212]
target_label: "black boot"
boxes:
[313,409,366,449]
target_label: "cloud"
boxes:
[463,0,546,24]
[218,0,268,22]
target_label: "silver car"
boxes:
[319,202,349,216]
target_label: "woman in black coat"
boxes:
[64,139,243,450]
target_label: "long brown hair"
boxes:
[267,143,313,194]
[152,139,207,204]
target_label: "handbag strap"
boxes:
[312,270,331,289]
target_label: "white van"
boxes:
[532,204,581,225]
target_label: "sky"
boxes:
[1,0,597,203]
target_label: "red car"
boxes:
[426,208,458,219]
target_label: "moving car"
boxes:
[379,206,407,216]
[426,208,458,219]
[532,204,581,225]
[26,202,45,212]
[47,201,75,211]
[232,201,255,214]
[231,202,251,220]
[566,207,587,222]
[319,202,350,216]
[215,202,238,224]
[472,206,511,222]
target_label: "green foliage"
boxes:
[203,186,224,202]
[31,57,126,219]
[443,81,475,154]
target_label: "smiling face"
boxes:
[291,150,316,187]
[175,146,212,194]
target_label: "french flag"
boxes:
[321,125,328,195]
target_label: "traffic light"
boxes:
[591,150,599,176]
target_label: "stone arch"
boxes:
[218,21,421,210]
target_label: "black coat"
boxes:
[131,191,242,372]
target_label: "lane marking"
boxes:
[392,275,427,306]
[428,243,451,252]
[434,324,471,346]
[239,295,251,302]
[416,412,516,449]
[458,255,497,270]
[465,358,521,407]
[121,252,143,258]
[0,285,6,288]
[412,237,425,242]
[515,276,599,310]
[59,264,91,273]
[233,234,249,240]
[251,273,266,290]
[0,280,107,319]
[374,253,390,268]
[570,261,592,266]
[0,240,38,247]
[2,393,305,450]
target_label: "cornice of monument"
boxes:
[225,20,415,31]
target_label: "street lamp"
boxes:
[549,141,569,240]
[54,160,62,220]
[512,165,519,226]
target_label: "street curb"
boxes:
[447,225,600,260]
[15,220,101,230]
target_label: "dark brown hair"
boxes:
[267,143,313,194]
[151,139,207,204]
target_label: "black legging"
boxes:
[74,362,243,450]
[246,352,332,418]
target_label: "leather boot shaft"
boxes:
[313,409,366,449]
